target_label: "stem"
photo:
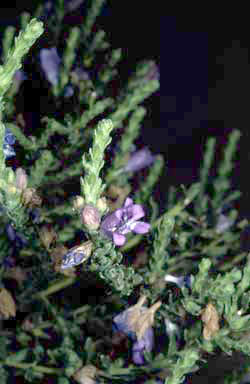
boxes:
[1,360,61,374]
[33,276,76,300]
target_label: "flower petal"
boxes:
[114,208,124,221]
[113,232,126,246]
[130,204,145,221]
[131,221,150,234]
[123,197,133,208]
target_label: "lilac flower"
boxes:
[132,326,154,365]
[113,296,161,366]
[39,47,61,86]
[123,148,155,173]
[5,224,28,248]
[100,197,150,246]
[4,127,16,145]
[215,213,234,234]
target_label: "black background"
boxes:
[1,4,250,383]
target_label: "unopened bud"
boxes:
[96,197,108,215]
[7,185,18,195]
[73,364,98,384]
[81,204,101,230]
[73,195,85,212]
[15,168,28,191]
[0,288,16,319]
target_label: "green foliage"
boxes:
[0,2,248,384]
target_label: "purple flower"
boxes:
[39,47,61,86]
[100,197,151,246]
[215,213,234,234]
[4,127,16,145]
[132,326,154,365]
[113,296,161,366]
[3,127,16,159]
[124,148,155,173]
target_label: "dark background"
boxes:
[1,4,250,383]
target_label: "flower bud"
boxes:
[72,195,85,212]
[96,196,108,215]
[15,168,28,191]
[81,204,101,231]
[73,364,98,384]
[0,288,16,319]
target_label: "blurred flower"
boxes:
[0,288,16,319]
[215,213,234,234]
[39,47,61,86]
[164,274,191,289]
[5,223,28,248]
[3,127,16,159]
[113,295,161,366]
[28,207,42,224]
[123,147,155,173]
[100,197,150,246]
[132,326,154,365]
[4,127,16,145]
[113,296,161,340]
[81,204,101,231]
